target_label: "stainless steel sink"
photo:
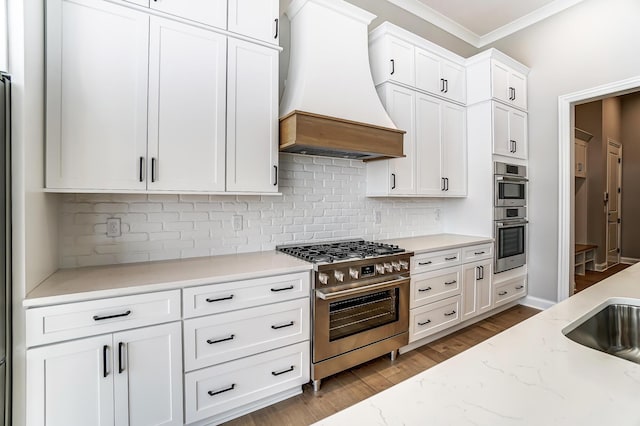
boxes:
[564,302,640,364]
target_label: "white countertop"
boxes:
[25,251,312,307]
[315,263,640,425]
[384,233,493,254]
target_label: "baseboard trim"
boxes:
[520,295,555,310]
[621,257,639,265]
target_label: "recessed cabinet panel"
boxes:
[387,36,415,87]
[147,17,226,191]
[441,61,466,104]
[415,47,441,95]
[46,0,149,190]
[228,0,279,44]
[415,94,441,195]
[492,102,527,160]
[150,0,227,29]
[386,84,416,195]
[441,102,467,195]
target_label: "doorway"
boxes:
[606,139,622,267]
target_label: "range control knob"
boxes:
[384,263,393,273]
[318,272,329,285]
[399,260,409,270]
[391,262,401,271]
[334,270,345,282]
[349,268,359,279]
[375,264,385,275]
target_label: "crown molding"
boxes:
[386,0,585,48]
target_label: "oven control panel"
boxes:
[315,254,412,287]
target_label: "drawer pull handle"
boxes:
[208,384,236,397]
[271,285,294,292]
[272,365,294,376]
[474,251,485,255]
[498,291,508,296]
[418,319,432,326]
[445,256,457,261]
[418,286,432,292]
[271,321,294,330]
[444,280,457,285]
[206,295,234,303]
[515,285,524,290]
[444,310,456,317]
[207,334,235,345]
[93,310,131,321]
[418,261,432,266]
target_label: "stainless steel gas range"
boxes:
[277,240,412,391]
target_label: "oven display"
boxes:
[361,265,375,277]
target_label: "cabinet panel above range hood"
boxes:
[279,0,405,161]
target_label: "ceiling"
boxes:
[386,0,585,47]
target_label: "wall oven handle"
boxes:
[495,175,528,183]
[495,220,528,228]
[315,276,409,300]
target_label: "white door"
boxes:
[606,139,622,267]
[114,322,183,426]
[415,93,441,195]
[440,61,466,104]
[509,109,528,159]
[492,102,511,157]
[414,47,441,96]
[147,17,227,192]
[226,39,279,192]
[228,0,279,44]
[477,260,493,315]
[384,84,416,195]
[150,0,227,29]
[491,60,511,104]
[387,36,415,87]
[46,0,149,190]
[26,335,114,426]
[509,71,527,110]
[441,102,466,196]
[461,260,492,321]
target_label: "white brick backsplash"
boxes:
[59,154,444,267]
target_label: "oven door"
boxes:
[313,276,409,362]
[495,176,527,207]
[495,220,527,273]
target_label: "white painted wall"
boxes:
[486,0,640,302]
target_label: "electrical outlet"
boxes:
[374,210,382,224]
[232,215,243,231]
[435,208,441,221]
[106,217,121,237]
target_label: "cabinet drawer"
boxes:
[184,298,309,371]
[409,296,461,343]
[411,249,461,274]
[494,276,527,307]
[462,243,493,263]
[26,290,181,347]
[411,266,461,309]
[183,272,310,318]
[184,341,310,423]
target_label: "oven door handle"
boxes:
[496,220,528,228]
[315,276,409,301]
[495,175,528,183]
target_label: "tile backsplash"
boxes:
[60,154,443,268]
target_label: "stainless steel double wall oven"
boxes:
[494,162,528,273]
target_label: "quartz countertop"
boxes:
[383,233,493,254]
[25,251,312,307]
[315,263,640,425]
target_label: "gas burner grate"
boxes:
[277,239,405,263]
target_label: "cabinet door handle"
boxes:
[515,285,524,290]
[418,319,431,326]
[391,173,396,190]
[271,365,294,376]
[445,177,449,191]
[273,165,278,186]
[444,280,457,286]
[509,140,516,153]
[444,79,449,93]
[441,177,446,191]
[103,345,109,378]
[206,295,234,303]
[499,290,508,296]
[151,157,157,182]
[444,256,457,261]
[271,321,294,330]
[208,384,235,397]
[390,59,395,75]
[271,285,294,292]
[274,18,279,39]
[139,157,144,182]
[444,310,456,316]
[479,265,484,280]
[513,140,517,153]
[118,342,125,374]
[418,261,432,265]
[476,266,481,280]
[440,78,445,92]
[418,286,432,292]
[93,310,132,321]
[207,334,235,345]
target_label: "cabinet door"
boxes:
[228,0,279,44]
[226,39,279,192]
[441,61,466,104]
[461,260,492,322]
[491,60,511,104]
[414,47,441,96]
[147,17,226,192]
[441,102,466,196]
[114,323,183,426]
[387,36,415,87]
[385,85,416,195]
[509,109,528,160]
[509,71,527,110]
[575,139,587,178]
[415,93,441,195]
[492,102,511,157]
[150,0,227,29]
[26,335,114,426]
[46,0,148,190]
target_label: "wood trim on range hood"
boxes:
[279,110,406,161]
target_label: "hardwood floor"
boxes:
[574,263,631,293]
[224,304,540,426]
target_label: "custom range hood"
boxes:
[279,0,405,161]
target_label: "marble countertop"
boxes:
[384,233,493,254]
[315,263,640,425]
[25,251,312,307]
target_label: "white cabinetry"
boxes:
[26,292,183,426]
[491,60,527,111]
[467,50,528,111]
[461,258,493,321]
[575,138,588,178]
[228,0,280,44]
[493,102,528,160]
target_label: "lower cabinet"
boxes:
[494,275,527,307]
[26,322,183,426]
[461,259,493,321]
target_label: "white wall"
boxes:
[487,0,640,302]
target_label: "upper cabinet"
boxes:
[492,102,528,160]
[46,0,280,193]
[228,0,280,44]
[369,22,466,105]
[466,49,529,111]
